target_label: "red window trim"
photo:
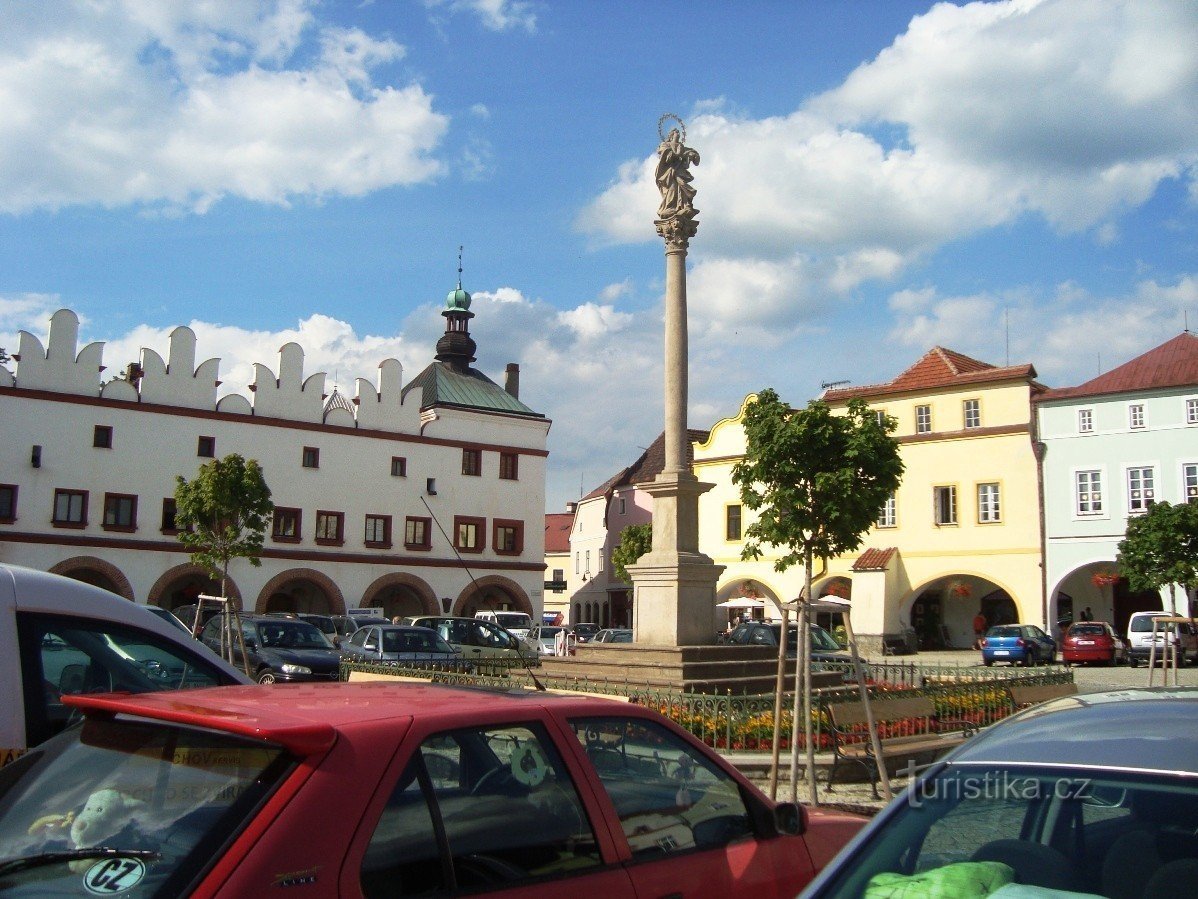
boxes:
[404,516,432,551]
[364,514,392,549]
[453,515,486,553]
[272,507,302,543]
[493,518,523,555]
[0,483,17,524]
[52,488,89,529]
[314,510,345,546]
[101,492,138,532]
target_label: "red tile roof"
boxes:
[824,347,1038,402]
[1038,332,1198,401]
[581,429,710,501]
[544,513,573,554]
[852,547,896,571]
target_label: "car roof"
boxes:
[948,688,1198,776]
[64,682,640,756]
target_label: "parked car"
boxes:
[527,624,568,656]
[1127,610,1198,667]
[0,682,866,897]
[1062,621,1128,666]
[200,614,342,684]
[475,610,534,639]
[0,563,250,765]
[403,616,540,664]
[980,623,1056,666]
[144,605,191,634]
[568,622,602,643]
[297,612,359,648]
[593,628,634,644]
[800,687,1198,898]
[723,621,849,664]
[341,625,461,664]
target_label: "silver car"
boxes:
[340,625,461,664]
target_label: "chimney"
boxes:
[504,363,520,399]
[566,502,577,514]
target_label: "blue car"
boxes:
[982,623,1056,666]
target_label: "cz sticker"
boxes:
[82,857,147,895]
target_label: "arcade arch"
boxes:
[1050,561,1165,638]
[452,576,532,618]
[48,557,133,601]
[901,574,1018,650]
[256,569,345,615]
[361,574,438,620]
[147,563,241,611]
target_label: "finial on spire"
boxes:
[457,245,463,290]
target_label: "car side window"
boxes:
[749,627,772,645]
[350,629,368,647]
[360,723,602,896]
[16,612,228,748]
[569,716,754,858]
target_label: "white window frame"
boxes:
[1128,404,1146,430]
[1077,408,1093,433]
[963,399,981,429]
[876,493,896,529]
[977,483,1001,523]
[1126,465,1155,514]
[1187,398,1198,425]
[933,485,957,526]
[1183,462,1198,504]
[1075,469,1104,517]
[915,405,932,435]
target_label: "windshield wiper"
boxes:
[0,848,159,877]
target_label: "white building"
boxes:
[0,287,550,619]
[1037,332,1198,633]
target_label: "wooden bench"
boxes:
[1008,681,1078,710]
[825,695,976,798]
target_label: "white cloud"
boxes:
[0,2,449,213]
[424,0,536,33]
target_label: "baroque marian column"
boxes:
[627,117,724,646]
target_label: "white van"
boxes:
[1,563,251,766]
[1126,610,1198,667]
[474,609,534,639]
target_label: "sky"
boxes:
[1,0,1196,513]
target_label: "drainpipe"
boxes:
[1032,393,1049,631]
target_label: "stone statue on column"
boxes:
[654,118,700,246]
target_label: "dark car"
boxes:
[568,622,602,643]
[801,687,1198,898]
[297,612,359,648]
[724,621,849,663]
[593,628,634,644]
[981,623,1056,666]
[200,614,342,684]
[341,625,462,664]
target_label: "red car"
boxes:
[0,683,864,897]
[1062,621,1128,666]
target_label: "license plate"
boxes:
[1078,640,1095,645]
[994,650,1009,655]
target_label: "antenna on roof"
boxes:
[1005,307,1010,366]
[821,379,850,390]
[1186,309,1190,333]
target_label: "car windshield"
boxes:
[1130,616,1176,633]
[1069,624,1108,637]
[810,764,1198,898]
[988,626,1023,638]
[494,614,531,629]
[771,624,842,652]
[254,621,332,649]
[539,627,564,639]
[382,630,453,654]
[0,718,292,897]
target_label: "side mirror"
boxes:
[243,637,258,651]
[363,642,377,652]
[774,801,805,836]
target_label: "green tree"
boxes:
[611,523,652,584]
[732,389,904,801]
[1117,501,1198,614]
[174,454,274,598]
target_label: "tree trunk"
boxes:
[768,605,789,799]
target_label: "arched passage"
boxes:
[715,578,778,625]
[147,563,242,611]
[361,573,439,620]
[1050,561,1163,638]
[901,574,1020,650]
[255,569,345,615]
[48,557,134,601]
[452,576,532,618]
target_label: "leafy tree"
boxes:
[1117,501,1198,614]
[611,523,652,584]
[174,454,274,598]
[732,389,904,800]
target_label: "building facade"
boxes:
[0,293,549,619]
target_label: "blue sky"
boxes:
[1,0,1196,512]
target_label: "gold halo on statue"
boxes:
[657,113,686,144]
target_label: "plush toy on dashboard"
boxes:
[28,787,146,871]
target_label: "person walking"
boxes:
[973,610,988,650]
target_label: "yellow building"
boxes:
[695,348,1046,654]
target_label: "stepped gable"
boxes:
[824,346,1037,402]
[1039,332,1198,401]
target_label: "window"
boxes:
[102,493,137,530]
[302,446,319,469]
[390,456,407,477]
[52,489,88,527]
[0,484,16,522]
[404,516,431,550]
[365,514,392,547]
[455,517,484,551]
[462,448,481,476]
[1189,398,1198,425]
[272,507,301,541]
[197,435,215,457]
[315,510,344,545]
[977,483,1001,523]
[1184,464,1198,504]
[877,493,896,528]
[915,405,932,434]
[160,498,179,532]
[499,452,518,480]
[1076,470,1103,515]
[933,486,957,525]
[359,724,600,897]
[963,399,980,429]
[93,425,113,448]
[1128,404,1145,429]
[567,716,752,859]
[726,504,742,540]
[874,409,887,427]
[494,519,523,554]
[1078,408,1094,433]
[1127,466,1155,514]
[618,496,626,515]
